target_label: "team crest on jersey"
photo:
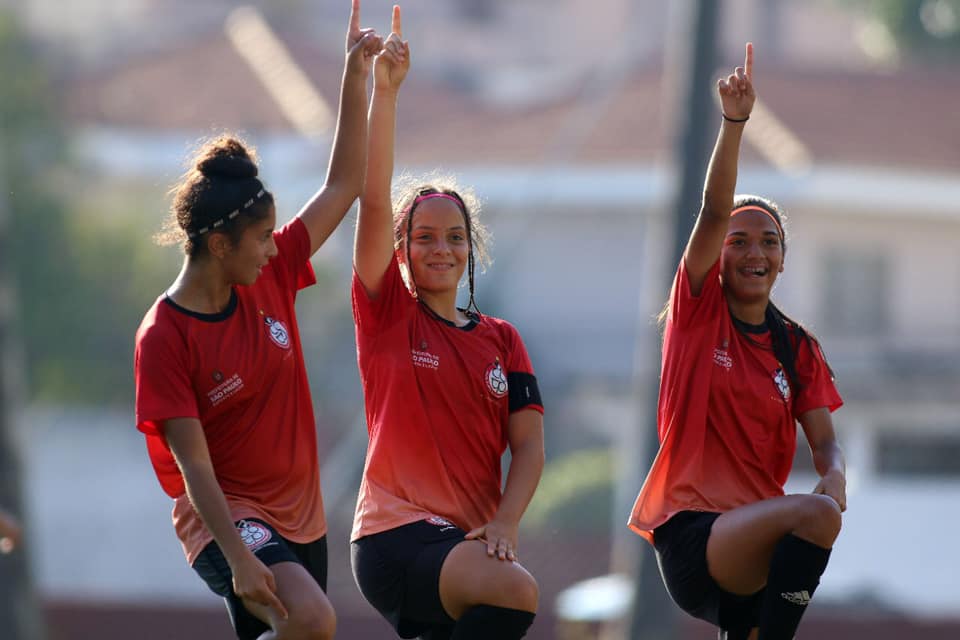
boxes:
[773,367,791,401]
[212,370,224,383]
[263,315,291,349]
[485,360,508,398]
[237,520,273,551]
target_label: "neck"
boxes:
[168,258,233,314]
[418,288,469,326]
[725,292,768,325]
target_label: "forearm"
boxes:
[362,88,399,213]
[495,439,545,527]
[812,440,845,478]
[325,64,370,197]
[701,119,746,218]
[180,462,252,568]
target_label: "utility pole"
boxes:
[0,130,45,638]
[627,1,722,638]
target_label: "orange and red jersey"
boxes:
[629,259,841,543]
[351,257,543,541]
[134,218,325,564]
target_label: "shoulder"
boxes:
[136,297,187,354]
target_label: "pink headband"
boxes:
[411,192,465,211]
[730,205,783,239]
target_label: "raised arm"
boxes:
[297,0,382,256]
[353,5,409,298]
[684,42,756,295]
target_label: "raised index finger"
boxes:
[349,0,361,33]
[392,4,402,37]
[744,42,754,81]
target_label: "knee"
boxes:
[280,605,336,640]
[503,570,539,613]
[795,494,842,546]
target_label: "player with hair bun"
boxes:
[134,3,383,638]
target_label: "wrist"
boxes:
[722,112,750,123]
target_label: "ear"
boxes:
[207,231,231,259]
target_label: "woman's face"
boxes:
[404,198,469,295]
[219,207,278,286]
[720,209,784,304]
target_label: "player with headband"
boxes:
[348,6,544,639]
[628,43,846,640]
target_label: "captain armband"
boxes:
[507,372,542,412]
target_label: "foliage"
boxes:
[524,448,613,534]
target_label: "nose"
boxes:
[433,237,451,254]
[267,236,279,258]
[745,239,764,257]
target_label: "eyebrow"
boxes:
[728,230,780,236]
[411,225,466,231]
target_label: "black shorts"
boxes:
[653,511,763,634]
[351,517,467,639]
[192,518,328,640]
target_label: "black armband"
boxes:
[507,372,542,412]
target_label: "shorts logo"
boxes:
[773,367,791,400]
[426,516,457,532]
[237,520,272,551]
[264,315,291,349]
[485,360,508,398]
[781,590,811,606]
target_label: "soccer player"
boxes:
[133,3,381,638]
[629,43,846,640]
[349,7,545,639]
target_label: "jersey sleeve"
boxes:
[352,255,414,337]
[793,336,843,416]
[501,322,544,415]
[134,317,199,436]
[668,258,723,330]
[271,217,317,294]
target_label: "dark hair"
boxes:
[156,134,275,257]
[392,173,491,316]
[658,194,833,388]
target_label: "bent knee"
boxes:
[502,568,539,612]
[796,494,842,546]
[280,606,336,640]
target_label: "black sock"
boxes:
[450,605,535,640]
[758,534,831,640]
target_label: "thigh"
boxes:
[707,494,835,595]
[438,539,539,619]
[243,561,335,636]
[352,518,464,638]
[193,519,332,639]
[289,535,329,592]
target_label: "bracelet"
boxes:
[722,113,750,123]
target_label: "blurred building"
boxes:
[10,0,960,637]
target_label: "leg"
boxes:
[439,540,538,639]
[241,561,336,640]
[707,495,840,640]
[707,494,841,595]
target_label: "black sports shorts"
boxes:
[352,517,468,639]
[653,510,763,634]
[192,518,328,640]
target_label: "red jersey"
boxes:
[629,259,841,543]
[134,218,325,564]
[351,257,543,541]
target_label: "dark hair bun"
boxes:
[197,154,259,179]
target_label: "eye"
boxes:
[763,238,779,246]
[450,233,465,242]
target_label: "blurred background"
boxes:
[0,0,958,638]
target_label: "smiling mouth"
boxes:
[741,265,768,277]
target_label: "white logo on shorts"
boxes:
[237,520,273,551]
[781,590,811,606]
